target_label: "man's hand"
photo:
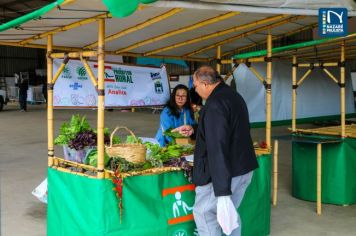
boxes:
[172,125,194,137]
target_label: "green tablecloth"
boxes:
[292,134,356,205]
[47,154,271,236]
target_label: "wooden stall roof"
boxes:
[0,0,329,62]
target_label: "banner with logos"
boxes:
[53,59,170,107]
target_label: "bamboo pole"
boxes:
[340,41,346,138]
[221,23,318,58]
[223,63,239,81]
[47,35,54,167]
[266,33,272,149]
[216,46,221,74]
[317,143,322,215]
[297,62,338,67]
[273,140,279,206]
[249,66,265,83]
[80,57,98,87]
[322,68,339,84]
[115,11,239,53]
[220,57,265,64]
[185,15,305,57]
[297,69,312,86]
[292,56,297,132]
[144,14,289,56]
[293,45,356,58]
[52,55,69,84]
[20,13,111,45]
[115,51,210,62]
[51,51,97,59]
[84,8,183,49]
[97,19,105,179]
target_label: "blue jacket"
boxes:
[155,107,195,146]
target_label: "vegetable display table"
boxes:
[47,153,271,236]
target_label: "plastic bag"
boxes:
[32,178,48,204]
[217,196,239,235]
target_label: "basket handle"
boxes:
[110,126,138,147]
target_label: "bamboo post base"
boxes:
[317,143,322,215]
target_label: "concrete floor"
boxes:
[0,103,355,236]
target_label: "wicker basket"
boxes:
[105,126,146,163]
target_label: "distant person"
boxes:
[155,84,196,146]
[15,73,29,112]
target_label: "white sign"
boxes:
[53,59,170,107]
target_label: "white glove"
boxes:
[217,195,239,235]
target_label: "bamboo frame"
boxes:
[292,56,297,132]
[317,143,322,215]
[322,68,339,84]
[221,57,265,64]
[340,41,346,138]
[273,140,278,206]
[84,8,183,49]
[297,63,338,67]
[223,63,239,82]
[51,51,97,59]
[116,51,210,62]
[80,57,98,87]
[266,33,272,149]
[19,13,111,45]
[249,66,265,83]
[297,69,312,86]
[216,46,221,74]
[144,14,289,56]
[97,18,105,179]
[52,55,69,84]
[186,15,305,57]
[115,11,240,54]
[291,45,356,59]
[294,124,356,138]
[221,23,318,58]
[47,35,54,167]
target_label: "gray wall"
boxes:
[0,45,46,77]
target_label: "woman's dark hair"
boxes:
[166,84,194,119]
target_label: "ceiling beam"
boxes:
[83,8,183,50]
[185,15,305,57]
[115,11,240,54]
[19,12,111,45]
[220,22,318,58]
[143,14,289,56]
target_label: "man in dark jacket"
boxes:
[15,73,29,112]
[173,65,258,236]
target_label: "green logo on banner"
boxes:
[112,68,133,83]
[76,66,88,80]
[173,229,188,236]
[61,67,72,79]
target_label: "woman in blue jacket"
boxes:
[155,84,196,146]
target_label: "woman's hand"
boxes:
[172,125,194,137]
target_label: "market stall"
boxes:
[222,34,356,215]
[2,0,335,234]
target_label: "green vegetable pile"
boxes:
[163,128,185,139]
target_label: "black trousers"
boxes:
[19,92,27,110]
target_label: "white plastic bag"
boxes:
[217,196,239,235]
[32,178,48,204]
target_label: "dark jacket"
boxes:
[193,82,258,196]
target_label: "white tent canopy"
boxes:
[233,62,355,123]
